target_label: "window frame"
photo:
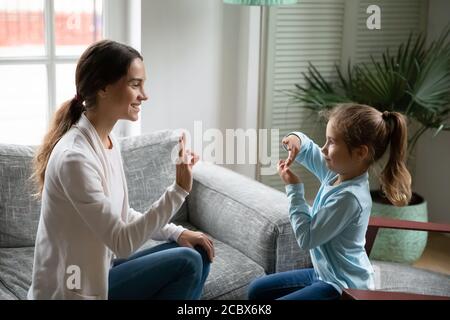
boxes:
[0,0,105,133]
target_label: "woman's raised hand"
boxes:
[176,133,199,193]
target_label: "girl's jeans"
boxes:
[248,268,340,300]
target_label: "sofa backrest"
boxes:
[0,143,40,247]
[119,130,187,222]
[0,129,186,248]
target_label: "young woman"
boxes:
[248,104,411,300]
[28,40,214,300]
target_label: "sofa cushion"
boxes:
[119,130,187,222]
[188,163,312,274]
[136,222,266,300]
[372,260,450,297]
[0,246,34,299]
[1,228,266,300]
[2,248,449,300]
[0,282,18,300]
[0,144,40,247]
[0,130,185,249]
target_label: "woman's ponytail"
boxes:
[379,111,412,206]
[31,97,84,197]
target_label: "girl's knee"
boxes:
[247,277,264,300]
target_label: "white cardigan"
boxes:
[28,114,188,300]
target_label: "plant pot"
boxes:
[369,190,428,264]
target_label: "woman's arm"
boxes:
[151,223,186,241]
[127,208,185,241]
[58,150,188,258]
[128,208,214,261]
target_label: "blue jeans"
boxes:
[108,242,210,300]
[248,268,340,300]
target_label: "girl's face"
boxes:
[104,58,148,121]
[321,119,367,176]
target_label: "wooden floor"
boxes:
[413,233,450,276]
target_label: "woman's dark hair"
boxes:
[32,40,143,197]
[327,104,412,206]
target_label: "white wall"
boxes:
[106,0,142,137]
[140,0,260,178]
[415,0,450,224]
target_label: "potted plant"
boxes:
[284,25,450,264]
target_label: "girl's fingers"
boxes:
[285,151,294,167]
[277,161,284,172]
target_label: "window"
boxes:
[0,0,103,145]
[258,0,427,199]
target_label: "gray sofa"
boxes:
[0,130,449,300]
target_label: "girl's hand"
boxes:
[281,135,301,168]
[277,159,300,185]
[177,230,215,262]
[176,133,199,193]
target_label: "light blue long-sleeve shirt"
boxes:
[285,132,375,293]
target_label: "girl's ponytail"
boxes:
[379,111,412,206]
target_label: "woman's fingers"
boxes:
[206,236,214,257]
[188,151,199,167]
[178,134,199,167]
[175,137,194,192]
[201,236,214,262]
[178,133,185,157]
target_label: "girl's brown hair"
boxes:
[327,104,412,206]
[31,40,143,197]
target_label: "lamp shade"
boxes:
[224,0,297,5]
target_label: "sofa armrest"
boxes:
[366,217,450,256]
[353,217,450,300]
[342,288,450,300]
[187,161,312,274]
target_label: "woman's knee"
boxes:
[193,245,211,267]
[177,247,203,275]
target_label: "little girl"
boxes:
[248,103,412,300]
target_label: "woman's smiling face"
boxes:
[104,58,148,121]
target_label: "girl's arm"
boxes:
[286,183,361,250]
[284,132,333,183]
